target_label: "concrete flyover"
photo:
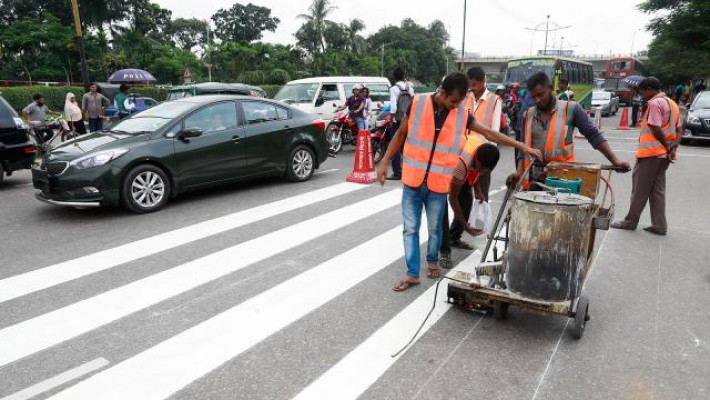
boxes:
[462,53,649,81]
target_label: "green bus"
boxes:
[505,56,595,108]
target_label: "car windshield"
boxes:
[136,101,194,118]
[692,93,710,109]
[506,64,555,85]
[109,117,173,134]
[604,79,619,90]
[274,83,319,103]
[592,92,611,101]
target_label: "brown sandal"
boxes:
[427,267,440,279]
[393,279,421,292]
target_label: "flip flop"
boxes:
[438,256,453,270]
[393,279,421,292]
[427,267,440,279]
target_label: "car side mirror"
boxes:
[315,97,325,107]
[179,127,203,139]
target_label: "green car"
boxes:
[32,95,329,213]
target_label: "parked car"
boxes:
[682,90,710,145]
[32,95,328,213]
[590,90,620,117]
[0,95,36,183]
[274,76,391,121]
[165,82,266,102]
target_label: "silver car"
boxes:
[590,90,620,117]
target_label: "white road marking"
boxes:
[48,222,424,400]
[0,189,402,368]
[0,182,365,304]
[293,250,482,400]
[0,358,109,400]
[314,168,339,175]
[531,320,569,400]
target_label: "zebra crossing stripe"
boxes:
[46,223,426,400]
[0,182,365,304]
[0,189,401,369]
[292,250,482,400]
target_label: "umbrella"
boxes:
[108,68,157,84]
[622,75,645,88]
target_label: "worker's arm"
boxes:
[571,103,630,171]
[376,116,408,185]
[450,176,484,237]
[469,118,542,160]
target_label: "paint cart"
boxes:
[446,162,620,339]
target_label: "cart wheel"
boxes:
[493,302,509,320]
[570,296,589,339]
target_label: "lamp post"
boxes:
[460,0,467,71]
[525,16,570,56]
[69,0,90,89]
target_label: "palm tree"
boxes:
[345,19,366,55]
[297,0,336,53]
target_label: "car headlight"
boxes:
[687,115,701,124]
[70,149,129,169]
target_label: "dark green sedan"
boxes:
[32,95,329,213]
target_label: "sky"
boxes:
[154,0,655,57]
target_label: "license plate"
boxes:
[31,168,49,192]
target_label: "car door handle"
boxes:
[231,135,241,144]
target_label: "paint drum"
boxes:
[506,191,594,301]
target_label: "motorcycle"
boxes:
[369,109,393,164]
[27,116,74,157]
[325,110,358,154]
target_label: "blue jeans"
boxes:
[387,121,402,177]
[402,185,448,278]
[88,118,103,132]
[354,117,366,130]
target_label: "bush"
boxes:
[0,85,84,113]
[238,70,266,85]
[259,84,284,99]
[265,69,291,85]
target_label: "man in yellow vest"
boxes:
[612,77,680,235]
[439,67,503,269]
[506,72,630,190]
[376,72,541,292]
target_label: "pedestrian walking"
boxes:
[612,77,681,236]
[376,72,540,292]
[82,83,110,132]
[631,88,642,128]
[386,67,414,180]
[64,92,86,136]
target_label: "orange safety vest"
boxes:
[521,100,575,188]
[402,94,469,194]
[459,132,488,185]
[636,96,679,158]
[466,91,500,129]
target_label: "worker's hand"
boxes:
[613,160,631,173]
[669,147,678,161]
[523,146,542,160]
[506,172,521,188]
[376,163,388,186]
[465,225,484,237]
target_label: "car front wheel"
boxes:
[121,164,171,213]
[285,145,315,182]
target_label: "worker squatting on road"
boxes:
[506,71,631,190]
[611,77,681,236]
[376,72,542,292]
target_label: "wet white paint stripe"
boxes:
[0,182,365,304]
[0,358,109,400]
[48,222,425,400]
[293,251,481,400]
[314,168,339,175]
[0,189,401,369]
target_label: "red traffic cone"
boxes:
[616,108,630,130]
[346,130,378,184]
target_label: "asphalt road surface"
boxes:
[1,111,708,400]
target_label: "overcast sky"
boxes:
[155,0,654,56]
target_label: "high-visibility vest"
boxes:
[521,100,575,188]
[459,132,488,185]
[636,97,679,159]
[402,94,469,194]
[467,91,500,128]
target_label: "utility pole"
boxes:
[205,20,212,82]
[525,16,570,56]
[460,0,467,71]
[69,0,90,89]
[543,15,550,55]
[381,43,385,77]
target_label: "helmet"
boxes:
[511,82,521,89]
[353,84,364,91]
[496,85,506,91]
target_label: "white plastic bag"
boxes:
[468,200,493,234]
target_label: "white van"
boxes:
[273,76,392,120]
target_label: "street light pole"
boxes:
[460,0,467,71]
[381,43,385,77]
[205,20,212,82]
[69,0,90,89]
[543,14,550,55]
[630,29,637,55]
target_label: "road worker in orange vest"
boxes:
[506,72,630,190]
[612,77,680,235]
[376,72,541,292]
[439,67,504,269]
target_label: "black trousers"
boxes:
[440,179,473,255]
[69,120,87,135]
[631,105,640,127]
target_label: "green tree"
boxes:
[168,18,208,52]
[211,2,279,44]
[344,19,366,55]
[639,0,710,82]
[297,0,336,54]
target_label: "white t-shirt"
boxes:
[389,81,414,115]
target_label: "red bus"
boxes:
[604,57,645,105]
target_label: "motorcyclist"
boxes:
[22,93,61,143]
[336,84,366,130]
